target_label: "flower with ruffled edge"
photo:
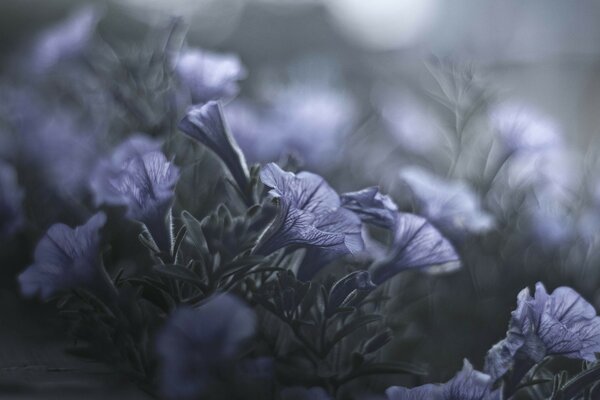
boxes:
[399,167,495,240]
[0,161,24,238]
[386,360,500,400]
[255,163,364,280]
[178,101,250,194]
[18,212,114,301]
[156,294,257,400]
[90,135,179,251]
[174,48,246,105]
[485,282,600,382]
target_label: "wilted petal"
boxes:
[399,167,495,239]
[371,213,459,285]
[30,6,101,74]
[18,212,111,300]
[178,101,249,191]
[0,161,24,238]
[175,48,246,104]
[156,294,256,400]
[341,186,398,228]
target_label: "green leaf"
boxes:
[153,264,203,287]
[330,314,382,346]
[181,210,209,256]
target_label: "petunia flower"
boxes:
[255,163,364,280]
[18,212,113,301]
[485,282,600,382]
[0,161,24,238]
[386,360,500,400]
[90,135,179,250]
[30,6,101,74]
[178,101,249,193]
[399,167,495,239]
[341,186,398,228]
[156,294,257,400]
[174,48,247,105]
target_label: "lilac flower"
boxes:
[174,48,247,104]
[225,84,356,168]
[0,161,24,238]
[490,104,562,153]
[399,167,495,239]
[341,186,399,228]
[156,294,257,400]
[485,282,600,381]
[30,6,101,74]
[178,101,249,192]
[386,360,500,400]
[255,163,364,279]
[280,386,332,400]
[18,212,113,301]
[90,135,179,249]
[370,212,459,284]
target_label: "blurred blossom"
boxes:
[485,282,600,382]
[30,6,101,74]
[377,93,441,155]
[0,161,24,238]
[90,135,179,249]
[256,163,364,279]
[399,167,495,239]
[386,360,500,400]
[280,386,332,400]
[174,48,247,105]
[523,194,575,248]
[18,212,113,301]
[490,104,562,154]
[226,84,356,169]
[156,294,257,400]
[179,101,249,191]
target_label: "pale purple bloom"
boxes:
[0,161,24,238]
[341,186,399,228]
[281,386,332,400]
[370,213,459,284]
[256,163,364,278]
[90,135,179,248]
[30,6,101,74]
[485,282,600,381]
[156,294,257,400]
[490,104,562,153]
[399,167,495,239]
[18,212,112,301]
[174,48,246,104]
[386,360,500,400]
[179,101,249,191]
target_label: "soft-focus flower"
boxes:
[0,161,24,238]
[179,101,249,192]
[156,294,257,400]
[485,282,600,381]
[399,167,495,239]
[280,386,332,400]
[386,360,500,400]
[174,48,246,105]
[90,135,179,249]
[341,186,399,228]
[30,6,101,74]
[256,163,364,280]
[490,104,562,153]
[18,212,112,301]
[370,212,459,284]
[226,84,355,168]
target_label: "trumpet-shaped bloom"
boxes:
[18,212,110,300]
[341,186,398,228]
[386,360,500,400]
[399,167,495,239]
[0,161,24,238]
[90,135,179,247]
[485,282,600,381]
[30,6,101,73]
[179,101,249,191]
[256,163,364,277]
[156,294,256,400]
[174,48,246,105]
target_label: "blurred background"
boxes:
[3,0,600,397]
